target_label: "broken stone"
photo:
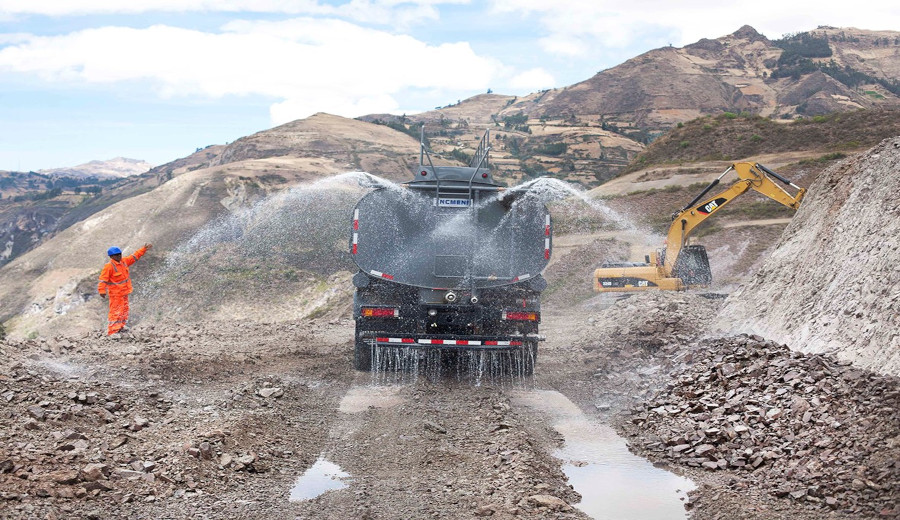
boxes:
[527,494,571,511]
[694,444,715,456]
[198,442,213,460]
[129,416,150,432]
[111,469,144,481]
[424,420,447,434]
[83,480,113,492]
[474,505,496,517]
[237,453,256,465]
[257,387,283,398]
[81,463,109,482]
[108,435,128,450]
[44,470,79,485]
[26,405,46,421]
[219,453,233,468]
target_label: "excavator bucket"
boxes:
[671,245,711,286]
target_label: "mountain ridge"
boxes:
[38,157,152,179]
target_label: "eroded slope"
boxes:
[716,137,900,375]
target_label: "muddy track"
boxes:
[2,295,896,520]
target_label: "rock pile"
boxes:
[623,334,900,518]
[0,325,334,519]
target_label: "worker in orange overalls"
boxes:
[98,244,152,335]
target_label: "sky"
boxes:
[1,1,898,171]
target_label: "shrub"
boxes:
[535,142,568,156]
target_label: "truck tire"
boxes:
[354,331,373,372]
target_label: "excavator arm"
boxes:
[594,162,805,293]
[663,162,806,273]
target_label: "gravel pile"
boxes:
[0,330,335,519]
[623,334,900,518]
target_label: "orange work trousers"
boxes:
[107,294,130,335]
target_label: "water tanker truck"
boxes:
[350,131,551,374]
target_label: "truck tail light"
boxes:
[361,307,399,318]
[502,311,539,321]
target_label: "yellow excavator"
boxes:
[594,162,806,293]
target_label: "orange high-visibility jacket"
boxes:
[98,246,147,297]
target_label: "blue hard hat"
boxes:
[107,246,122,256]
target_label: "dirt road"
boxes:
[1,294,897,519]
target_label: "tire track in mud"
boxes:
[289,377,587,520]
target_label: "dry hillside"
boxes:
[537,26,899,130]
[624,108,900,171]
[0,115,419,336]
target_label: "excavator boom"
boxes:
[594,162,805,293]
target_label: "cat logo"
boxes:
[698,197,728,215]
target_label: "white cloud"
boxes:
[508,67,554,90]
[0,0,468,25]
[490,0,900,55]
[270,92,400,125]
[0,18,500,123]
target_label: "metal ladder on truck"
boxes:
[419,128,491,208]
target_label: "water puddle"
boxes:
[289,457,351,501]
[513,390,694,520]
[338,385,405,413]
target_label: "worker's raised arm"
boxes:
[124,243,152,266]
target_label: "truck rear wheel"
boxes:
[354,330,373,372]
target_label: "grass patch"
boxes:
[798,152,848,165]
[622,108,900,173]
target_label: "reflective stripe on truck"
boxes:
[544,214,551,259]
[351,209,359,254]
[375,337,523,346]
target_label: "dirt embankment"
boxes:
[716,136,900,376]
